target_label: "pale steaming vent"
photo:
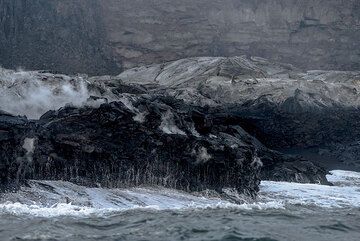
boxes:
[192,147,212,164]
[0,68,91,119]
[22,137,35,163]
[159,110,186,135]
[198,147,212,162]
[22,138,35,154]
[251,156,263,168]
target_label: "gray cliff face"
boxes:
[102,0,360,71]
[1,0,360,74]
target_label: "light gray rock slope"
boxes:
[118,56,360,110]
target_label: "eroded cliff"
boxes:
[0,0,359,74]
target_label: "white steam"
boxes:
[0,68,96,119]
[159,110,186,135]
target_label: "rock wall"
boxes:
[101,0,360,71]
[0,0,359,74]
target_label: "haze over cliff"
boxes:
[0,0,359,75]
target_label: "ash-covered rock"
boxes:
[118,56,360,174]
[5,56,356,194]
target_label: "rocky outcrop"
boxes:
[34,98,265,194]
[1,57,338,194]
[1,0,359,74]
[0,111,35,191]
[118,56,360,171]
[0,95,328,195]
[0,99,265,195]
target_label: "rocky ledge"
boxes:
[3,56,356,195]
[119,56,360,171]
[0,96,327,195]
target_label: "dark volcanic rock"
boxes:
[225,103,360,149]
[0,111,35,191]
[0,94,329,195]
[258,150,329,184]
[119,56,360,174]
[34,99,263,194]
[1,58,338,193]
[190,106,329,184]
[0,98,264,195]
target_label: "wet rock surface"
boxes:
[0,96,328,195]
[0,98,328,195]
[0,98,263,195]
[0,112,35,191]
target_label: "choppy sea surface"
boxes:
[0,170,359,241]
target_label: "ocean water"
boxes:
[0,170,359,241]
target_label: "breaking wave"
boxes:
[0,170,359,218]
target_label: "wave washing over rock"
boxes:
[1,171,360,241]
[0,170,359,218]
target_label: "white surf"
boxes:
[0,170,359,218]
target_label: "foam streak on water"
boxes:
[0,170,359,218]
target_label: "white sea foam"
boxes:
[0,170,359,217]
[0,181,282,217]
[259,170,360,208]
[259,183,360,208]
[326,170,360,186]
[0,202,112,218]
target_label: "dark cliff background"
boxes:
[0,0,359,75]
